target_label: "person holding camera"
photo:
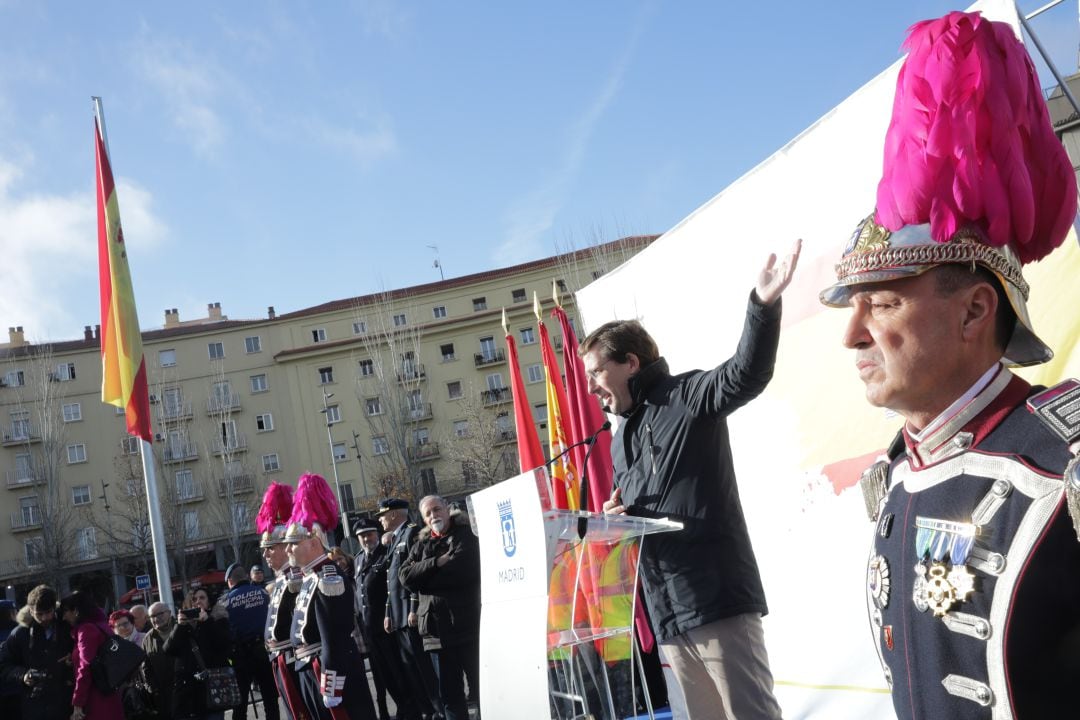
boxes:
[165,588,233,720]
[58,590,124,720]
[0,585,74,720]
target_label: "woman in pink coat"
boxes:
[59,591,124,720]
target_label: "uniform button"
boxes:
[953,432,973,449]
[976,687,991,705]
[975,621,990,639]
[992,480,1012,498]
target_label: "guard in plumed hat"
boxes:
[821,11,1080,718]
[257,482,310,720]
[285,474,376,719]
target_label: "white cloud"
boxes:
[354,0,414,39]
[308,114,398,167]
[0,157,168,341]
[136,34,228,156]
[496,9,648,264]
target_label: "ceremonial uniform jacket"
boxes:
[354,544,390,637]
[866,368,1080,719]
[613,293,780,642]
[385,522,421,630]
[290,557,358,673]
[265,567,300,658]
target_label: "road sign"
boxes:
[135,574,151,590]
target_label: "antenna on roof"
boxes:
[427,245,444,281]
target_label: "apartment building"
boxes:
[0,235,653,601]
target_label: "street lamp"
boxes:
[320,390,353,549]
[351,431,369,497]
[99,479,123,607]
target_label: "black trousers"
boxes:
[233,640,281,720]
[395,627,443,717]
[432,641,479,720]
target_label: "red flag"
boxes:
[537,310,578,509]
[504,311,545,474]
[96,113,152,442]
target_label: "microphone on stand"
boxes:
[575,421,611,539]
[544,420,611,471]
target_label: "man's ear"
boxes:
[625,353,641,374]
[960,283,998,343]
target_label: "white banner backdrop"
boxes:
[574,1,1080,717]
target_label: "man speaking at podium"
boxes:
[585,241,800,720]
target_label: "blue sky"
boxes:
[1,1,1076,342]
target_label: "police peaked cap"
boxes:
[375,498,409,516]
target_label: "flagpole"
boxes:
[93,96,175,610]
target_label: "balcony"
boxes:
[2,425,40,446]
[160,401,194,421]
[407,442,441,462]
[396,365,427,383]
[176,481,205,504]
[481,387,512,406]
[474,349,506,368]
[163,441,199,464]
[210,434,249,456]
[11,509,42,532]
[217,473,255,497]
[494,429,517,445]
[5,469,46,489]
[206,393,242,414]
[404,403,433,422]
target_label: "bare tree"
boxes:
[352,291,428,502]
[2,346,85,589]
[552,226,656,297]
[440,382,518,493]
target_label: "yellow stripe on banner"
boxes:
[773,679,891,694]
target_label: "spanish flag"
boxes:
[95,108,152,442]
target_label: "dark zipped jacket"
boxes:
[399,510,481,652]
[612,292,781,642]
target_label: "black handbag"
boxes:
[90,626,146,693]
[190,637,242,710]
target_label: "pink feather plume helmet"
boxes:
[284,472,340,547]
[256,481,294,548]
[820,11,1078,367]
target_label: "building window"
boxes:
[76,527,97,560]
[372,436,389,455]
[339,484,356,512]
[472,297,487,312]
[325,405,341,424]
[440,343,456,362]
[413,427,430,446]
[556,279,567,291]
[534,403,548,422]
[54,362,76,381]
[72,485,92,506]
[245,336,262,353]
[208,342,225,360]
[62,402,82,422]
[527,364,543,383]
[432,305,447,319]
[4,370,25,386]
[462,461,477,486]
[419,468,437,494]
[256,413,274,431]
[159,349,176,367]
[176,469,197,500]
[479,336,497,360]
[393,313,407,327]
[520,327,536,345]
[453,420,469,438]
[512,288,527,303]
[121,435,140,455]
[486,373,504,390]
[318,366,334,384]
[13,453,32,482]
[183,511,200,540]
[447,381,462,400]
[353,320,367,335]
[332,442,347,461]
[250,374,268,393]
[67,443,87,464]
[365,397,383,416]
[312,328,327,343]
[591,270,604,280]
[262,453,281,472]
[358,359,374,377]
[25,538,44,566]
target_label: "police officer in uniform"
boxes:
[223,563,281,720]
[379,498,443,720]
[258,481,310,720]
[286,473,376,720]
[354,518,413,720]
[820,12,1080,719]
